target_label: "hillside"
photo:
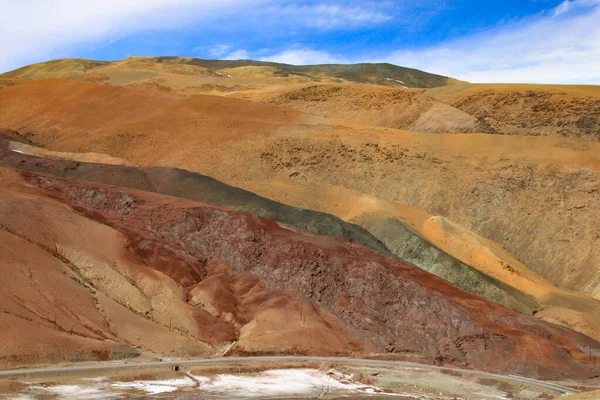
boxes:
[262,83,483,133]
[2,56,456,88]
[6,137,600,345]
[0,163,598,379]
[426,83,600,140]
[0,56,599,382]
[1,79,598,301]
[3,57,598,140]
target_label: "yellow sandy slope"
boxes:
[233,178,600,342]
[1,78,600,342]
[8,141,137,166]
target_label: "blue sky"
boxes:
[1,0,600,83]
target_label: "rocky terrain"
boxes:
[0,78,598,301]
[3,57,597,139]
[426,84,600,140]
[0,164,597,379]
[0,58,599,385]
[5,136,600,342]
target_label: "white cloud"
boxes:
[224,49,250,60]
[301,4,392,29]
[553,0,600,16]
[381,0,600,83]
[208,44,232,58]
[553,0,575,16]
[249,2,394,31]
[0,0,261,72]
[261,48,346,65]
[3,0,599,84]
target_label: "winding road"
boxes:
[0,356,581,395]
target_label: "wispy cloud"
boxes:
[0,0,261,72]
[208,44,233,58]
[280,3,393,29]
[261,48,346,65]
[381,0,600,83]
[553,0,600,16]
[224,49,250,60]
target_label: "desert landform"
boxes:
[0,56,599,398]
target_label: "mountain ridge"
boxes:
[2,56,459,88]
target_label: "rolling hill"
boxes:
[0,57,599,382]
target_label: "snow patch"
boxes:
[28,384,109,399]
[193,369,382,397]
[17,369,395,398]
[110,377,196,394]
[385,77,406,84]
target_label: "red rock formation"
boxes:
[24,170,600,380]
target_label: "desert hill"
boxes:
[4,136,600,345]
[0,135,535,315]
[0,133,388,256]
[0,160,598,379]
[2,56,456,88]
[0,166,361,365]
[0,56,599,380]
[3,57,598,139]
[0,78,598,302]
[426,83,600,140]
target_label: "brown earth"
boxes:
[4,57,598,140]
[0,79,598,304]
[1,59,599,379]
[259,83,483,134]
[426,83,600,140]
[233,179,600,343]
[0,167,362,366]
[3,139,600,345]
[558,391,600,399]
[7,167,599,380]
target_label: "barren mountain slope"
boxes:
[3,56,456,88]
[426,83,600,140]
[0,167,365,366]
[234,179,600,342]
[1,79,598,302]
[0,138,537,316]
[254,83,484,133]
[4,138,600,344]
[13,168,600,380]
[254,82,600,139]
[0,136,388,256]
[5,58,599,140]
[225,127,600,299]
[1,58,110,80]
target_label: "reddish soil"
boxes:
[22,170,600,380]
